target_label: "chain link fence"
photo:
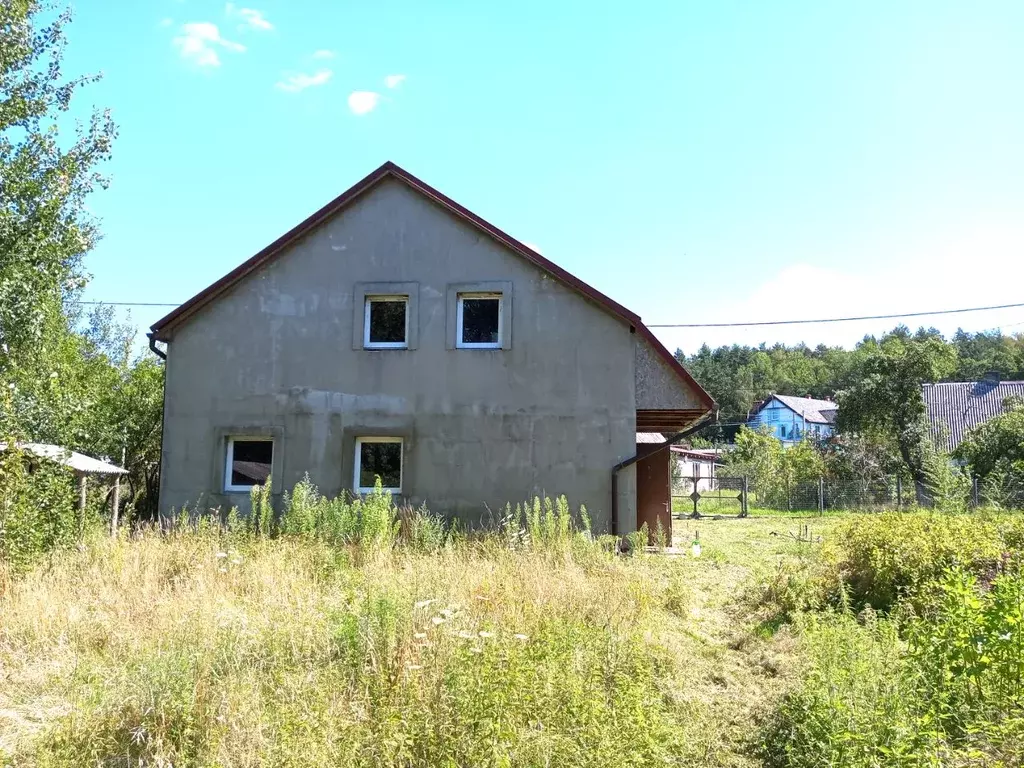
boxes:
[672,469,1024,518]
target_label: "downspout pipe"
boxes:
[610,411,715,536]
[148,333,167,361]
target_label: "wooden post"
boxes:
[111,475,121,537]
[77,473,87,538]
[818,477,825,516]
[741,476,749,517]
[896,476,903,510]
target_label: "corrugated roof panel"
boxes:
[922,380,1024,452]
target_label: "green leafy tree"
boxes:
[836,335,957,501]
[0,1,115,368]
[954,396,1024,480]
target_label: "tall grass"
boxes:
[0,483,703,766]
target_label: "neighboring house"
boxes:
[149,162,714,535]
[922,374,1024,453]
[748,394,837,444]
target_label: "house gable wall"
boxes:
[160,178,638,530]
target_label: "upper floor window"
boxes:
[364,296,408,349]
[457,293,502,349]
[224,437,273,492]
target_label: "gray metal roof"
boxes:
[922,380,1024,453]
[0,443,127,475]
[635,432,667,444]
[770,395,839,425]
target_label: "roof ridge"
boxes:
[147,161,714,409]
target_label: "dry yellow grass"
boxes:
[0,517,833,766]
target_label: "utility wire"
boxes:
[647,301,1024,328]
[74,298,1024,327]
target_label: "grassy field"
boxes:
[2,507,1021,766]
[0,512,837,767]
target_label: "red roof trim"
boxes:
[150,161,640,336]
[148,161,714,408]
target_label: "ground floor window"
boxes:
[354,437,403,494]
[224,437,273,492]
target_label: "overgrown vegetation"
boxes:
[0,2,163,541]
[0,483,738,767]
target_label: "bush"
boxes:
[833,513,1010,611]
[760,568,1024,767]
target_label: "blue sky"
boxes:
[65,1,1024,354]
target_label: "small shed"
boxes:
[0,442,128,533]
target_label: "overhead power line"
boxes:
[73,298,1024,328]
[646,301,1024,328]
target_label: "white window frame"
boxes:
[363,295,409,349]
[353,436,403,494]
[224,436,274,493]
[456,292,503,349]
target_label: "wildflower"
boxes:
[431,616,446,626]
[414,599,435,610]
[413,632,427,640]
[478,631,493,639]
[406,664,423,671]
[218,566,228,573]
[458,630,475,640]
[513,633,529,641]
[469,647,483,654]
[215,552,228,559]
[474,595,491,601]
[230,558,242,565]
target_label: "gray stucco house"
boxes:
[149,162,714,535]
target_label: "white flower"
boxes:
[414,599,435,610]
[513,633,529,641]
[406,664,422,671]
[458,630,475,640]
[218,566,228,573]
[215,552,228,559]
[478,631,493,639]
[469,647,483,654]
[413,632,427,640]
[431,616,446,626]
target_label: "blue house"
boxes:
[748,394,837,445]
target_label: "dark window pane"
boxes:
[461,297,500,344]
[359,441,402,489]
[231,440,272,487]
[368,300,406,344]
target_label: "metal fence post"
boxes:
[972,477,980,508]
[741,476,749,517]
[896,475,902,511]
[818,476,824,516]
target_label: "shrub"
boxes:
[833,513,1008,611]
[760,568,1024,767]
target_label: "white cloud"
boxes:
[348,91,381,115]
[276,69,333,93]
[384,74,406,89]
[312,49,335,60]
[158,17,174,28]
[173,22,246,67]
[657,217,1024,355]
[225,3,273,31]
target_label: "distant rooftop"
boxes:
[922,380,1024,453]
[0,442,127,475]
[767,394,838,425]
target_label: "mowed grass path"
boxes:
[0,515,839,766]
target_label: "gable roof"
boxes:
[149,161,714,410]
[922,380,1024,453]
[764,394,838,425]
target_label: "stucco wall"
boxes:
[635,336,703,410]
[159,178,642,532]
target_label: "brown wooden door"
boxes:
[636,446,671,544]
